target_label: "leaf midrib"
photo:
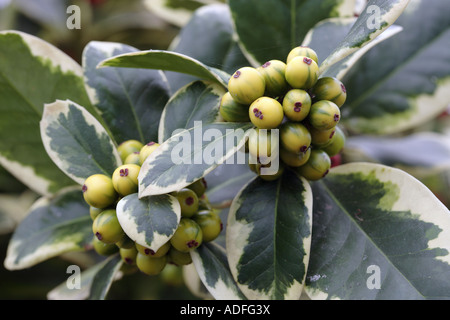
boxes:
[317,179,425,299]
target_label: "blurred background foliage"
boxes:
[0,0,224,300]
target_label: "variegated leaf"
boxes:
[342,0,450,134]
[191,242,247,300]
[165,3,249,92]
[158,80,225,143]
[4,187,92,270]
[83,41,170,144]
[139,122,254,197]
[319,0,410,74]
[305,162,450,299]
[0,30,100,195]
[97,50,229,89]
[228,0,355,66]
[47,254,122,300]
[116,193,181,252]
[302,17,403,80]
[226,171,313,300]
[40,100,122,185]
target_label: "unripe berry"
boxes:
[295,149,331,181]
[124,151,141,165]
[93,236,119,256]
[282,89,312,122]
[139,142,160,165]
[173,188,199,218]
[168,247,192,266]
[219,92,251,122]
[280,147,311,167]
[117,139,144,162]
[310,76,347,107]
[92,209,125,244]
[135,241,171,258]
[136,252,167,275]
[112,164,140,196]
[279,122,311,154]
[170,218,203,252]
[256,60,289,97]
[120,246,138,265]
[285,56,319,90]
[192,210,222,242]
[228,67,265,105]
[286,46,319,65]
[322,126,346,157]
[249,97,284,129]
[308,100,341,131]
[82,174,117,209]
[187,178,207,198]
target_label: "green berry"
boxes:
[192,210,222,242]
[280,147,311,167]
[187,178,207,198]
[309,126,337,148]
[89,206,103,221]
[285,56,319,90]
[279,122,311,154]
[92,209,125,244]
[322,126,346,157]
[308,100,341,131]
[117,139,144,162]
[112,164,140,196]
[295,149,331,181]
[173,188,199,218]
[257,162,285,181]
[228,67,265,105]
[120,246,138,265]
[124,152,141,165]
[135,241,171,258]
[139,142,160,165]
[116,233,135,249]
[249,97,284,129]
[286,46,319,65]
[219,92,251,122]
[170,218,203,252]
[93,236,119,256]
[168,247,192,266]
[310,76,347,107]
[282,89,312,122]
[136,252,167,276]
[82,174,117,209]
[247,128,279,163]
[256,60,289,97]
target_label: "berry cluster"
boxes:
[220,46,347,181]
[82,140,222,276]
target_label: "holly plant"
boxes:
[1,0,450,300]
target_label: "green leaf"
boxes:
[3,187,92,270]
[83,41,170,144]
[40,100,122,185]
[97,50,230,89]
[139,122,254,196]
[305,162,450,300]
[159,80,225,143]
[0,30,100,195]
[165,3,249,92]
[47,254,123,300]
[116,193,181,252]
[228,0,355,66]
[191,242,247,300]
[226,171,313,300]
[204,156,255,207]
[302,17,403,79]
[319,0,411,74]
[87,254,123,300]
[345,132,450,169]
[342,0,450,134]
